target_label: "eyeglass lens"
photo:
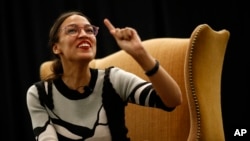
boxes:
[64,24,99,36]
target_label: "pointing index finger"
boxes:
[104,18,115,31]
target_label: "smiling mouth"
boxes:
[78,43,90,48]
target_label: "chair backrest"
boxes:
[40,24,230,141]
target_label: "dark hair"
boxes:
[46,11,91,80]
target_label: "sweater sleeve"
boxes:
[38,125,58,141]
[108,67,146,101]
[26,84,58,140]
[109,67,175,111]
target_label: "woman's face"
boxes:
[53,14,97,63]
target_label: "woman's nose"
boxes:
[78,28,88,37]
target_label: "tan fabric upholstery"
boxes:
[40,24,230,141]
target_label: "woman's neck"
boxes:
[62,66,91,93]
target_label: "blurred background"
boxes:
[1,0,249,140]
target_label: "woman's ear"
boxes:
[53,45,60,54]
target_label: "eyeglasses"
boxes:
[61,24,99,36]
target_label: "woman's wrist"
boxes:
[145,60,159,76]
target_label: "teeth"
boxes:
[79,43,89,48]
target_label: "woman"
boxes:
[26,11,182,141]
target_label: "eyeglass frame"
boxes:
[61,24,99,37]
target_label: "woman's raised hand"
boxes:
[104,18,143,56]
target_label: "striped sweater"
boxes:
[26,67,174,141]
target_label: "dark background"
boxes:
[1,0,249,140]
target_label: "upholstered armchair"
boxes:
[40,24,230,141]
